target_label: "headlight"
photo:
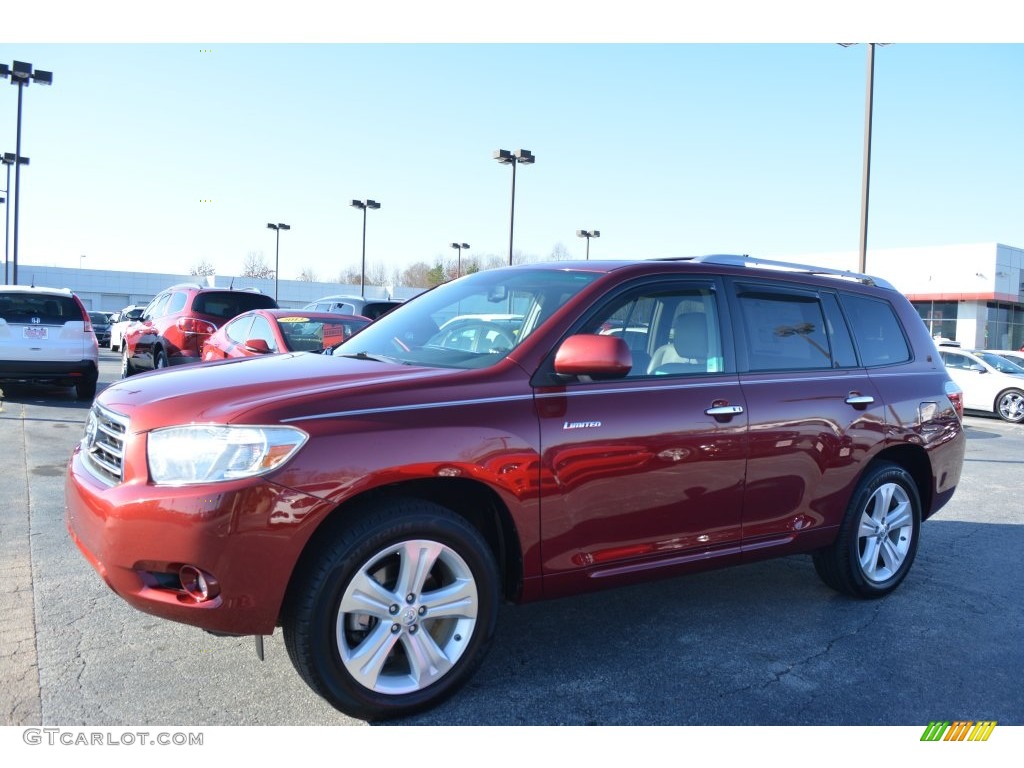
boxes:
[147,425,308,485]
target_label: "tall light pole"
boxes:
[1,62,53,285]
[79,254,86,269]
[493,149,535,266]
[450,242,470,277]
[266,223,290,302]
[1,153,27,285]
[576,230,600,260]
[840,43,885,274]
[350,199,380,297]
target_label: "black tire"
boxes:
[76,378,97,402]
[812,461,921,598]
[121,347,136,378]
[282,499,500,721]
[995,389,1024,423]
[154,347,169,371]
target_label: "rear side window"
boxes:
[192,291,277,321]
[736,289,836,371]
[0,293,81,325]
[840,293,911,367]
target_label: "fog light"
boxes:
[179,565,217,603]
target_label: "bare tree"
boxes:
[483,254,508,271]
[549,242,572,261]
[401,261,433,289]
[337,267,362,285]
[296,267,319,282]
[242,251,275,279]
[365,263,390,287]
[189,260,216,277]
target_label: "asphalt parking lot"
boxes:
[2,349,1022,727]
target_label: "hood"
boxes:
[99,352,468,432]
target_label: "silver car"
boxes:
[0,286,100,400]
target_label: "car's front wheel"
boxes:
[813,461,921,598]
[995,389,1024,423]
[121,347,136,378]
[283,499,500,720]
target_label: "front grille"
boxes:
[81,404,129,486]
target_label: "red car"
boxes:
[66,256,966,721]
[201,309,370,361]
[122,284,278,376]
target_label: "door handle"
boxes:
[705,405,745,416]
[845,394,875,407]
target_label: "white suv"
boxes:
[0,286,99,401]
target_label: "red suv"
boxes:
[66,257,965,720]
[121,284,278,376]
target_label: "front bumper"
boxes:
[65,443,336,635]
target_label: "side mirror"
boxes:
[969,363,986,373]
[243,338,272,354]
[554,334,632,379]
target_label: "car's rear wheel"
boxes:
[995,389,1024,423]
[813,461,921,598]
[282,499,499,721]
[75,378,97,401]
[154,348,169,370]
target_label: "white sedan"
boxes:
[987,349,1024,368]
[939,348,1024,423]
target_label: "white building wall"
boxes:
[12,263,422,312]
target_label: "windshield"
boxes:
[278,316,370,351]
[976,351,1024,374]
[331,268,601,369]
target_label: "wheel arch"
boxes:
[280,478,524,624]
[868,443,933,518]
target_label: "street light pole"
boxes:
[493,149,535,266]
[350,199,380,298]
[576,230,600,260]
[1,153,27,286]
[266,223,290,302]
[1,61,53,285]
[840,43,884,274]
[79,254,86,269]
[450,242,470,277]
[858,43,877,275]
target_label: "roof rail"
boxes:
[686,254,895,290]
[167,282,204,291]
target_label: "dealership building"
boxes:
[9,241,1024,352]
[787,242,1024,352]
[6,263,418,313]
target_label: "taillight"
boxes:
[945,380,964,420]
[177,317,217,335]
[76,297,93,332]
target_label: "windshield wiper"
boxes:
[339,351,408,365]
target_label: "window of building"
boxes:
[984,302,1024,350]
[912,301,959,342]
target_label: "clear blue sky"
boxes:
[2,7,1022,285]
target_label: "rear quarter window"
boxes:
[840,293,912,367]
[193,292,278,321]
